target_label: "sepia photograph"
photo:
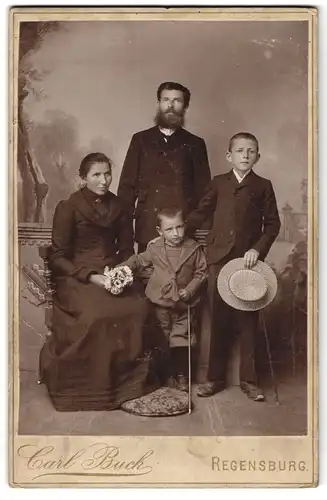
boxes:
[9,6,317,487]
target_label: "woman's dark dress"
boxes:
[39,187,155,411]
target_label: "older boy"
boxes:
[187,132,281,401]
[122,207,208,392]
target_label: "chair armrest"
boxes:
[38,246,54,334]
[194,229,208,248]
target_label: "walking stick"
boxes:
[187,305,192,414]
[261,311,279,405]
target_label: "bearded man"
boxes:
[118,81,211,252]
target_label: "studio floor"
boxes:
[18,369,307,436]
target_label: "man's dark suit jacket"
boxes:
[187,170,281,265]
[117,126,211,245]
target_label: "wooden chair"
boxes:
[18,224,209,334]
[18,223,54,336]
[18,224,210,383]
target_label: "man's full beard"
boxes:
[154,109,185,129]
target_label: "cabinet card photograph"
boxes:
[9,6,318,487]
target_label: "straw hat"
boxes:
[217,258,278,311]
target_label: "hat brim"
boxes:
[217,258,278,311]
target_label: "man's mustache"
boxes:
[165,109,183,116]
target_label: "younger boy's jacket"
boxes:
[123,237,208,308]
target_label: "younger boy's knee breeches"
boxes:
[155,306,196,348]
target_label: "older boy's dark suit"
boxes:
[187,170,281,384]
[118,126,211,249]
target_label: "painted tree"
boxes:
[18,21,60,222]
[29,110,80,219]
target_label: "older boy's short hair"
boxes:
[157,82,191,108]
[156,207,185,227]
[228,132,259,152]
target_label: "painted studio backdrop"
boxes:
[17,20,308,435]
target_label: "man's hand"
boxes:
[179,289,191,302]
[244,249,259,269]
[89,274,106,288]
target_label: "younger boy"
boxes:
[187,132,281,401]
[122,207,208,392]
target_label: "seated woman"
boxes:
[39,153,156,411]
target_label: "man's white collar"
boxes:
[159,127,175,137]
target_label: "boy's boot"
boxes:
[164,347,177,388]
[173,347,189,392]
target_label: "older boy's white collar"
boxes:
[233,168,252,184]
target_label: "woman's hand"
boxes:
[89,274,106,288]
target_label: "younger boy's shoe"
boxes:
[196,381,225,397]
[240,381,265,402]
[176,374,189,392]
[166,376,177,389]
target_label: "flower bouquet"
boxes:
[103,265,133,295]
